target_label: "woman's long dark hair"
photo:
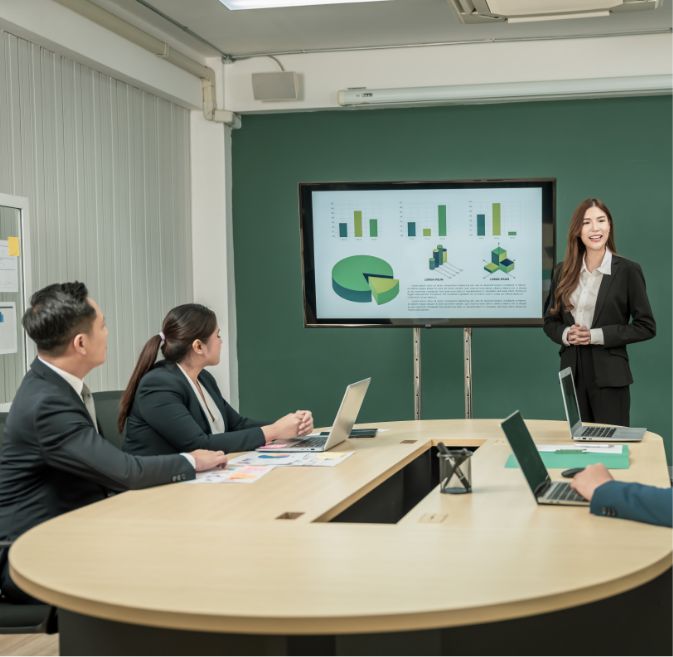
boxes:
[548,198,617,316]
[117,304,217,432]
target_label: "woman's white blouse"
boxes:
[562,248,612,346]
[177,364,225,434]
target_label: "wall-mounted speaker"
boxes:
[252,72,302,101]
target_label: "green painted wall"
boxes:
[232,97,672,462]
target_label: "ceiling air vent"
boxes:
[450,0,662,24]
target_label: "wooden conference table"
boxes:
[9,419,673,656]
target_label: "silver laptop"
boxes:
[559,368,645,442]
[501,411,588,506]
[257,378,371,453]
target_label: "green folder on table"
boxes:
[505,444,630,470]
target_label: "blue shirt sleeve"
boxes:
[590,481,673,527]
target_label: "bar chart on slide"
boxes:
[404,204,448,239]
[333,209,380,239]
[473,202,519,238]
[330,197,522,243]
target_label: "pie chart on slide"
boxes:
[331,255,400,305]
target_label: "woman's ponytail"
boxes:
[117,334,163,433]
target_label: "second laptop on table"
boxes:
[257,377,371,453]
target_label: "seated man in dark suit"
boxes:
[0,282,228,603]
[571,463,672,527]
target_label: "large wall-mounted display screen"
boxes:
[300,179,555,327]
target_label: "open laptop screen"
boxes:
[501,411,549,495]
[560,368,581,429]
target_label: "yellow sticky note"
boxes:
[7,236,20,257]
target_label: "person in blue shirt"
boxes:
[571,463,672,527]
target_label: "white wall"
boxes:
[0,0,237,401]
[190,117,239,406]
[0,29,193,394]
[1,0,670,406]
[223,33,672,113]
[0,0,200,109]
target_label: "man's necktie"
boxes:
[81,383,98,428]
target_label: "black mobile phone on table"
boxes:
[320,428,378,438]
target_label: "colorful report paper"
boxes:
[229,451,353,468]
[185,464,274,484]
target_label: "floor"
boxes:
[0,633,58,656]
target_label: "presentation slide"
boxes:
[310,187,544,321]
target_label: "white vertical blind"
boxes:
[0,30,193,394]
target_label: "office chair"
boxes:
[0,415,58,634]
[0,412,6,451]
[92,390,125,449]
[0,544,58,634]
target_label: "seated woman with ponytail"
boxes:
[120,304,313,455]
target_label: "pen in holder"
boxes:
[437,444,472,494]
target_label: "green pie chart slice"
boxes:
[368,276,400,305]
[332,255,398,304]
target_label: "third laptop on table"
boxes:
[559,367,645,442]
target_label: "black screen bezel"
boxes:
[300,178,556,328]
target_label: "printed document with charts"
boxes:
[185,464,274,484]
[229,451,354,468]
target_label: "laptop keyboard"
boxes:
[581,425,616,438]
[546,482,587,503]
[294,436,327,449]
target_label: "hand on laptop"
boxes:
[570,463,613,501]
[567,324,591,346]
[296,410,314,436]
[262,411,314,443]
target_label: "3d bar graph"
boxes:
[429,244,448,270]
[484,246,515,274]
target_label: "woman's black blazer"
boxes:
[123,361,266,455]
[543,255,656,388]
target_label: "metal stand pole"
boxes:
[464,327,473,419]
[413,327,421,420]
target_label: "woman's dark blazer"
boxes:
[123,361,266,455]
[543,255,656,388]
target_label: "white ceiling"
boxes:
[91,0,672,59]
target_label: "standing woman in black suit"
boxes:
[544,198,655,426]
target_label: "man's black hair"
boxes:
[22,282,96,355]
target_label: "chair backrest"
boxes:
[0,600,58,634]
[92,390,125,449]
[0,540,58,634]
[0,412,7,452]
